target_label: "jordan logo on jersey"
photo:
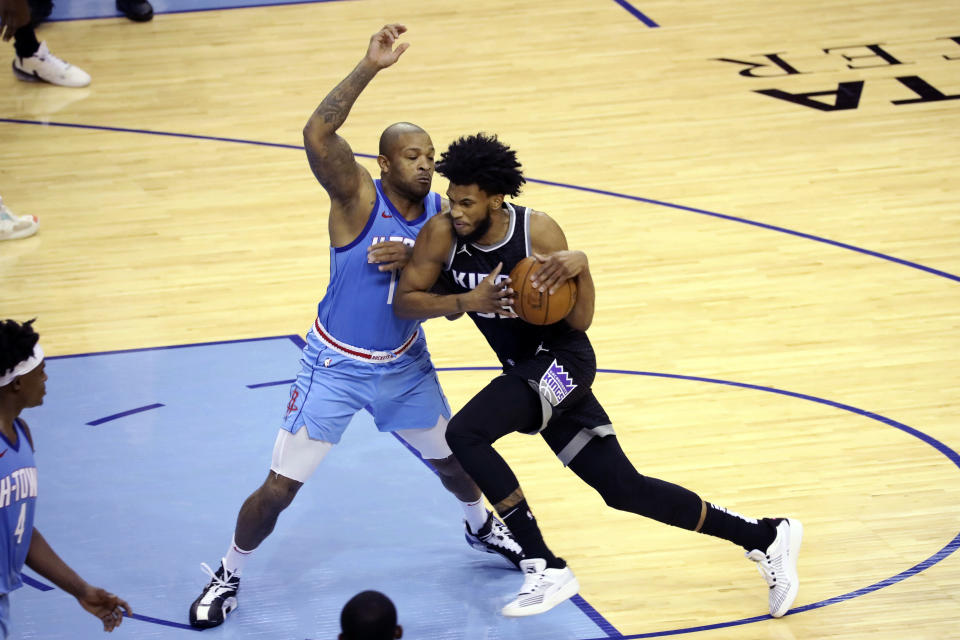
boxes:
[538,359,577,406]
[457,244,472,257]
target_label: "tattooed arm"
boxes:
[302,24,411,242]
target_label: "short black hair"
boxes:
[340,590,397,640]
[436,133,525,197]
[0,319,39,379]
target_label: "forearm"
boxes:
[566,265,595,331]
[304,58,379,136]
[25,529,90,598]
[395,290,473,320]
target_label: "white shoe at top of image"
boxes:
[13,42,91,88]
[0,198,39,241]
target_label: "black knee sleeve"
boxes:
[569,436,702,531]
[445,376,541,505]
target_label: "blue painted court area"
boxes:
[8,337,611,640]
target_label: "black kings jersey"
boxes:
[438,203,587,368]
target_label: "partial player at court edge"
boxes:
[394,133,803,618]
[0,319,131,638]
[187,25,523,629]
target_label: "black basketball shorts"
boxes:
[503,337,615,466]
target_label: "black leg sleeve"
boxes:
[567,435,703,531]
[445,375,541,505]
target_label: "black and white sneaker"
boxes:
[189,560,240,628]
[465,511,525,568]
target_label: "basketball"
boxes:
[509,256,578,325]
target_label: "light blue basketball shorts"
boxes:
[281,326,451,445]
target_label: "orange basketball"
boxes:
[509,256,577,325]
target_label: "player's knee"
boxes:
[445,413,485,453]
[261,473,302,510]
[426,453,458,476]
[596,470,647,512]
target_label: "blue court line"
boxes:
[44,334,305,361]
[86,403,165,426]
[572,595,624,638]
[3,117,955,285]
[128,613,196,631]
[21,575,54,592]
[527,178,960,284]
[611,0,658,27]
[247,379,295,389]
[45,0,350,22]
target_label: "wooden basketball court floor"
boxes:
[1,1,958,638]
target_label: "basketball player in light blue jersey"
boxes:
[0,319,131,637]
[188,24,523,629]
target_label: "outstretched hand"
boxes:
[0,0,31,42]
[77,586,132,632]
[365,23,410,69]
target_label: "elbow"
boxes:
[303,119,332,146]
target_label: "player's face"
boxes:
[446,183,502,243]
[384,132,435,199]
[16,361,47,408]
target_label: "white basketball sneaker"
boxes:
[0,198,39,241]
[501,558,580,617]
[13,42,91,87]
[746,518,803,618]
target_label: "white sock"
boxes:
[223,535,255,575]
[461,497,488,533]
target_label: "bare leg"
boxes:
[426,454,482,502]
[234,471,303,550]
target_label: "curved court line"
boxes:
[44,0,347,22]
[2,117,955,284]
[85,402,165,426]
[44,0,656,25]
[440,366,960,639]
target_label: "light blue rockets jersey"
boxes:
[0,419,37,595]
[316,179,443,351]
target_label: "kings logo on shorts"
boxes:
[538,360,577,406]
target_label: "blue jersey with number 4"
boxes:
[316,179,443,351]
[0,419,37,595]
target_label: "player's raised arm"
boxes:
[528,211,595,331]
[395,216,513,319]
[303,24,410,207]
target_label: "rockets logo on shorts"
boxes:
[538,359,577,406]
[285,388,300,418]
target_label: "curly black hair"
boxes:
[436,133,525,197]
[0,319,39,379]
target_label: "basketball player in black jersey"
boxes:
[394,133,803,618]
